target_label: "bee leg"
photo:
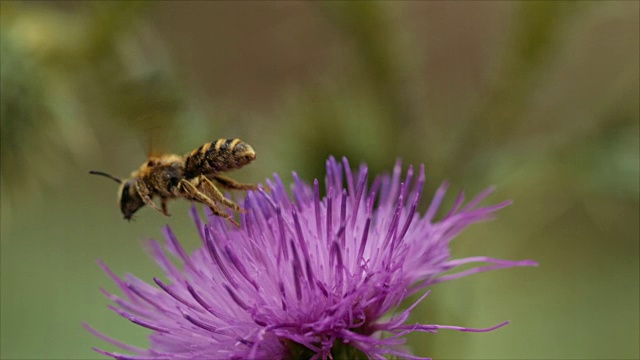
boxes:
[135,179,166,216]
[179,179,239,227]
[160,198,171,217]
[213,175,258,191]
[197,176,244,213]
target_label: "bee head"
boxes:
[233,141,256,167]
[119,179,145,221]
[90,170,145,221]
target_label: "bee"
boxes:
[90,138,257,226]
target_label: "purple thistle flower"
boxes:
[87,157,537,359]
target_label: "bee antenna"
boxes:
[89,170,122,184]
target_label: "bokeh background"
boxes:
[1,1,638,359]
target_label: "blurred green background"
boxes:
[1,1,638,359]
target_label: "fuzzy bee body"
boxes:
[90,138,257,226]
[184,138,254,178]
[135,154,184,198]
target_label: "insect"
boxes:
[89,138,257,226]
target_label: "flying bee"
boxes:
[90,138,257,226]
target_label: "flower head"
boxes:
[87,157,537,359]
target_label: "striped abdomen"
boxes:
[184,138,256,178]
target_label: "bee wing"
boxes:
[146,125,171,158]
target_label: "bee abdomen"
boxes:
[184,138,255,178]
